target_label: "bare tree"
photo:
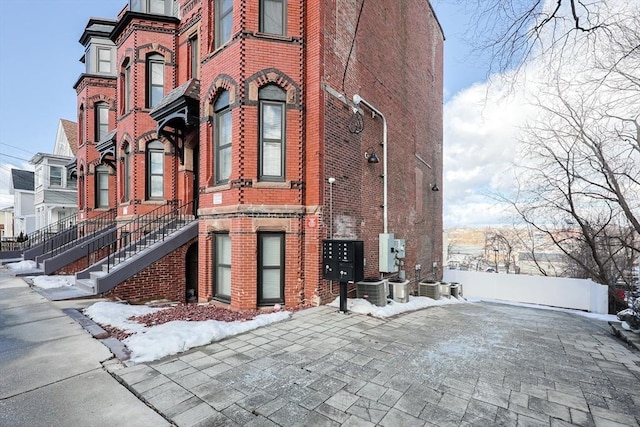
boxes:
[448,0,639,76]
[503,72,640,310]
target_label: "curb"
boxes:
[63,307,131,361]
[609,321,640,351]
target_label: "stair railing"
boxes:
[96,200,196,273]
[45,208,117,258]
[20,211,78,250]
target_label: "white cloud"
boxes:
[442,0,640,228]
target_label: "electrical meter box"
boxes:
[379,233,397,273]
[379,234,406,272]
[322,240,364,282]
[394,239,406,259]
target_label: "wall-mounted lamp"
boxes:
[431,183,440,192]
[364,148,380,164]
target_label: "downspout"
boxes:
[352,94,387,234]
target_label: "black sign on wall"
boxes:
[322,240,364,282]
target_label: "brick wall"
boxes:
[106,239,196,303]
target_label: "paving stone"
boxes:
[173,371,213,389]
[547,389,589,412]
[528,396,571,422]
[347,397,390,424]
[222,403,258,425]
[255,397,288,417]
[308,375,347,395]
[590,406,639,425]
[300,411,339,427]
[142,382,193,412]
[325,389,360,411]
[419,402,464,425]
[461,398,498,424]
[154,359,191,375]
[129,372,171,394]
[569,408,594,427]
[341,414,376,427]
[118,365,163,385]
[268,402,310,426]
[172,402,220,427]
[356,382,387,401]
[163,395,206,420]
[379,407,426,427]
[315,402,351,424]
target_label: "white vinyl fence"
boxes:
[442,270,608,314]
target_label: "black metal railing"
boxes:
[93,200,196,273]
[44,208,117,258]
[19,211,78,250]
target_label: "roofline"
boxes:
[427,0,446,41]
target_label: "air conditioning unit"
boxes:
[356,278,388,307]
[388,278,409,303]
[419,280,440,299]
[450,283,460,298]
[440,282,451,298]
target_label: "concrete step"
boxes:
[75,278,96,294]
[89,270,108,281]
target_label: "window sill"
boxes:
[203,182,231,192]
[255,32,292,42]
[253,181,289,189]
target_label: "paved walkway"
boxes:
[108,303,640,427]
[0,268,169,427]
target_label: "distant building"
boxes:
[9,169,35,237]
[30,119,79,230]
[0,206,14,240]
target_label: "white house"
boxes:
[30,119,78,230]
[0,206,14,240]
[9,169,35,237]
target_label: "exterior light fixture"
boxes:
[431,183,439,192]
[364,148,380,164]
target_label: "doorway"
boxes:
[185,242,198,302]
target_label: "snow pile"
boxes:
[84,301,291,363]
[328,295,466,318]
[6,260,37,271]
[31,275,75,289]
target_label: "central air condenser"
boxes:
[419,280,440,299]
[356,278,388,307]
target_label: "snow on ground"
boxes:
[84,301,291,363]
[466,297,619,323]
[328,295,467,318]
[5,260,37,272]
[30,275,75,289]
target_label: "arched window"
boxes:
[213,91,231,184]
[146,54,164,108]
[95,102,109,141]
[146,140,164,200]
[259,84,286,181]
[95,166,110,208]
[123,143,131,201]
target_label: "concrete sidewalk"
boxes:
[0,267,170,427]
[108,302,640,426]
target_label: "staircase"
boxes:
[75,200,198,295]
[36,209,117,274]
[0,212,78,262]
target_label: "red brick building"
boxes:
[73,0,443,309]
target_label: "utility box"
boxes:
[322,240,364,282]
[379,234,405,272]
[379,233,397,273]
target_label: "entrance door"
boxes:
[186,242,198,302]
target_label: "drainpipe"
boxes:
[352,94,388,234]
